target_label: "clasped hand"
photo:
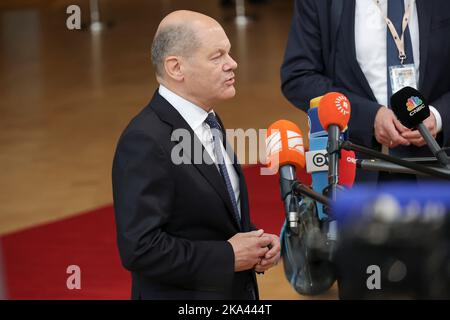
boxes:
[374,107,437,148]
[227,229,281,273]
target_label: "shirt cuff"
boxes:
[429,105,443,133]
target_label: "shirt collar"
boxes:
[158,84,214,131]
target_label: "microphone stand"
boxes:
[291,181,330,207]
[323,125,342,261]
[356,159,450,176]
[325,126,341,201]
[417,124,450,169]
[341,140,450,180]
[291,180,336,261]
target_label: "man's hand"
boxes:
[374,107,410,148]
[227,229,272,272]
[254,233,281,273]
[401,113,437,147]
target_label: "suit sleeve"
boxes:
[112,130,235,290]
[280,0,382,147]
[431,93,450,147]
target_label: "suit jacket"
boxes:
[281,0,450,181]
[112,91,258,299]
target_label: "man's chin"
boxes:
[221,86,236,99]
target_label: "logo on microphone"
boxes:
[335,95,350,116]
[406,96,422,111]
[306,150,328,173]
[312,153,327,167]
[265,131,304,156]
[286,131,304,154]
[406,96,425,116]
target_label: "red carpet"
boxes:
[0,165,284,299]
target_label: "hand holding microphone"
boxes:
[401,112,438,147]
[391,86,450,168]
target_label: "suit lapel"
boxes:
[416,0,432,90]
[340,0,377,101]
[150,91,241,230]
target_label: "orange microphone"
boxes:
[266,120,305,171]
[317,93,352,198]
[266,120,310,229]
[318,92,351,131]
[266,120,311,185]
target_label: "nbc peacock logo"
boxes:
[406,96,423,111]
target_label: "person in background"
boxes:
[281,0,450,183]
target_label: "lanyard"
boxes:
[373,0,413,64]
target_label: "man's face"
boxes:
[181,25,237,109]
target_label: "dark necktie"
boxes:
[387,0,414,99]
[204,113,241,229]
[386,0,415,157]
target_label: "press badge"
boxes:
[389,64,417,93]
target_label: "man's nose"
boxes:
[224,55,238,71]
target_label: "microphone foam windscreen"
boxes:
[339,150,356,188]
[318,92,351,131]
[390,86,430,128]
[266,120,306,171]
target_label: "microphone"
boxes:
[317,92,351,200]
[308,99,327,138]
[308,97,349,140]
[391,86,450,169]
[307,135,328,220]
[268,116,336,295]
[316,92,351,260]
[267,119,338,295]
[338,149,357,188]
[305,145,356,219]
[341,140,450,180]
[308,97,329,221]
[266,120,308,231]
[307,96,353,220]
[356,158,450,176]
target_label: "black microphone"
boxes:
[356,158,450,176]
[341,140,450,180]
[391,86,450,169]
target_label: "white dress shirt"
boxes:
[355,0,442,132]
[159,84,241,217]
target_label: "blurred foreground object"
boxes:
[334,183,450,299]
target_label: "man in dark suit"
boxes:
[281,0,450,182]
[112,10,280,300]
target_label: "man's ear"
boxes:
[164,56,184,82]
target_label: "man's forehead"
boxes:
[198,28,230,46]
